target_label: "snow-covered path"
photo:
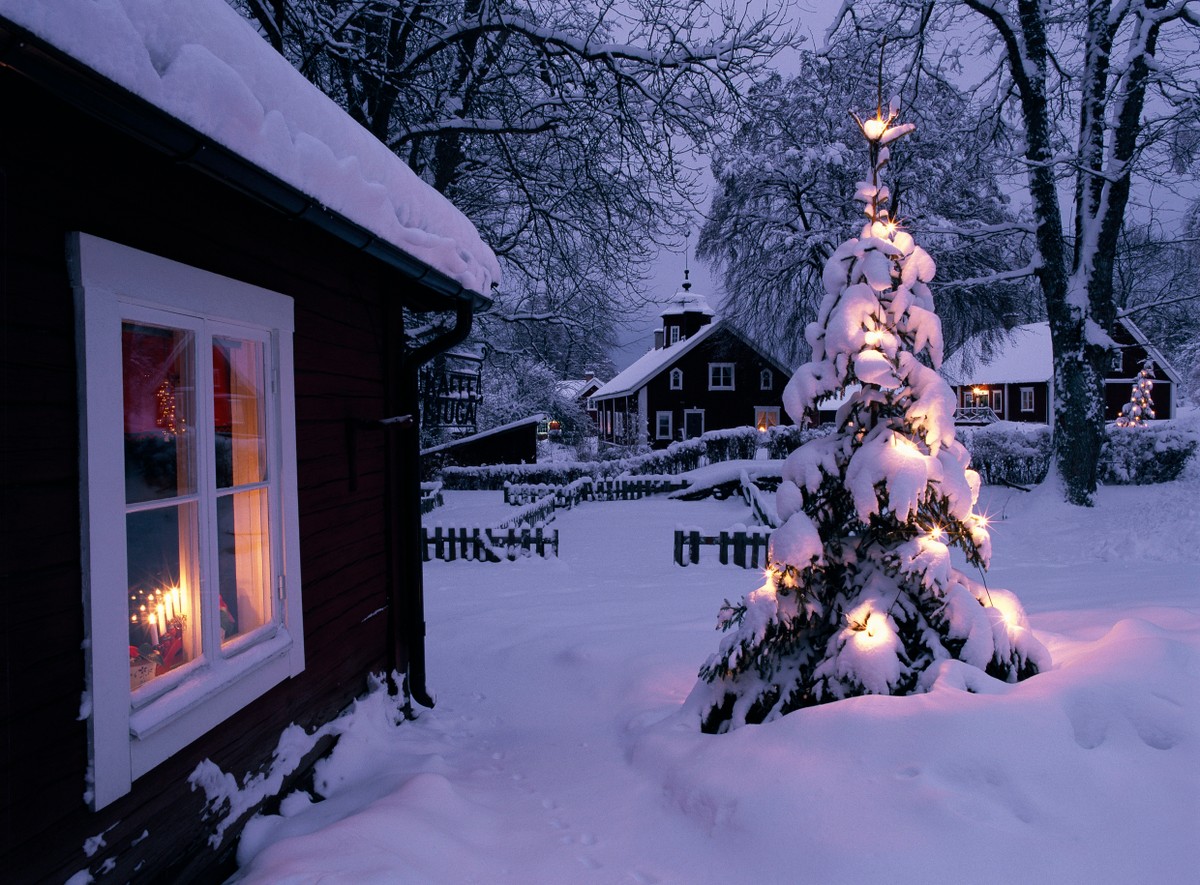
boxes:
[231,479,1199,884]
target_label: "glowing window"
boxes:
[74,234,303,808]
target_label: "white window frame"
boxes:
[760,368,773,390]
[1020,387,1035,413]
[991,390,1003,413]
[755,406,781,430]
[709,362,735,391]
[669,326,681,345]
[669,367,683,390]
[656,411,673,440]
[71,233,304,809]
[614,410,624,438]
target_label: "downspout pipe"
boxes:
[394,301,476,709]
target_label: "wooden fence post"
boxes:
[718,530,729,565]
[733,530,747,568]
[689,529,701,565]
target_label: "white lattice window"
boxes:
[656,411,673,439]
[669,368,683,390]
[73,234,304,808]
[709,363,735,390]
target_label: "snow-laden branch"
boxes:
[940,260,1041,289]
[1117,290,1200,317]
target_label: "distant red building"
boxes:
[590,279,792,447]
[942,319,1178,424]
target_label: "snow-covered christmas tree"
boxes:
[1115,358,1156,427]
[688,102,1049,733]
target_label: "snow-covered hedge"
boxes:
[437,425,836,488]
[957,424,1053,486]
[1099,424,1198,485]
[956,421,1198,487]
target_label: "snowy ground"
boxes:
[229,469,1199,884]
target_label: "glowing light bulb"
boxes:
[863,117,887,140]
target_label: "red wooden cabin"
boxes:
[0,2,495,880]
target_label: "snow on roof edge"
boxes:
[592,323,722,399]
[421,414,546,456]
[0,0,500,298]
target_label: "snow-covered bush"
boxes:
[957,424,1053,486]
[688,106,1047,734]
[764,423,832,459]
[1099,423,1198,485]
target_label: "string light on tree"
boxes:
[1115,358,1156,427]
[687,93,1048,734]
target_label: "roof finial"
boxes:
[682,236,692,291]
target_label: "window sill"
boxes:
[129,630,298,779]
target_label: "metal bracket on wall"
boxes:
[345,414,414,493]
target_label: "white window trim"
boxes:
[755,406,781,429]
[669,367,683,390]
[760,368,773,390]
[1020,386,1035,412]
[991,390,1003,412]
[655,411,673,440]
[71,233,304,809]
[669,326,681,345]
[709,362,735,391]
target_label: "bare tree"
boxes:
[828,0,1200,505]
[231,0,794,381]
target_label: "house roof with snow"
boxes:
[0,0,499,304]
[941,323,1053,385]
[555,376,605,401]
[658,287,716,318]
[420,413,545,456]
[942,319,1181,387]
[592,322,724,400]
[592,319,791,401]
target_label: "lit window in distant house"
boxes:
[656,411,673,439]
[669,326,680,345]
[669,368,683,390]
[754,406,780,432]
[760,368,773,390]
[74,234,303,809]
[709,363,735,390]
[1020,387,1035,412]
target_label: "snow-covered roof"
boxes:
[658,288,716,318]
[420,414,545,456]
[942,319,1181,388]
[555,377,604,401]
[941,323,1054,385]
[593,322,723,400]
[0,0,500,298]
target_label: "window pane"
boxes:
[127,504,198,690]
[123,324,195,504]
[214,337,267,489]
[217,488,272,643]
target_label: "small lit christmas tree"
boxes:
[1115,358,1156,427]
[688,101,1049,733]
